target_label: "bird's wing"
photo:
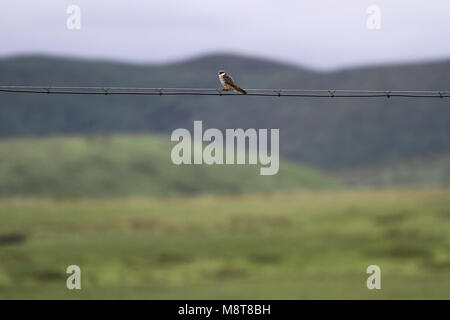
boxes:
[223,73,239,88]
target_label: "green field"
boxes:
[0,188,448,299]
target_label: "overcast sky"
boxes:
[1,0,450,70]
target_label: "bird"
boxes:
[218,70,247,94]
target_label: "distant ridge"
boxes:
[0,53,449,169]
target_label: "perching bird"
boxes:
[218,70,247,94]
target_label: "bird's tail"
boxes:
[236,87,247,95]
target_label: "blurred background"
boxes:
[0,0,449,299]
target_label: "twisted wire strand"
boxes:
[0,86,449,98]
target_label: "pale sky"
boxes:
[1,0,450,70]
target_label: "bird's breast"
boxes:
[219,75,226,86]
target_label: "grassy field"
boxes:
[0,188,449,299]
[0,135,338,196]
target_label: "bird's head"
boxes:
[218,70,225,75]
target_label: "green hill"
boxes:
[0,135,338,196]
[0,54,449,169]
[336,153,450,187]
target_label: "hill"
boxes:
[0,54,449,170]
[0,135,338,196]
[336,153,450,187]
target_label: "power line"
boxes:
[0,86,449,98]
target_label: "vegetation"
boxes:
[0,188,448,299]
[0,135,338,196]
[1,54,449,169]
[337,153,450,187]
[0,55,448,300]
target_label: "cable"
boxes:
[0,86,449,98]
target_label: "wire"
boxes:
[0,86,449,98]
